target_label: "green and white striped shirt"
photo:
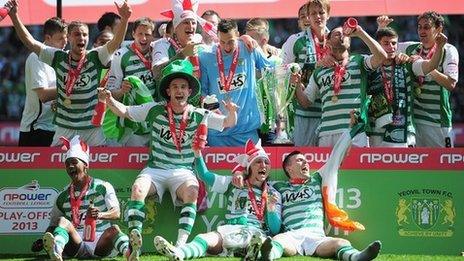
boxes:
[40,46,111,129]
[401,42,459,127]
[281,31,323,118]
[51,178,119,232]
[107,43,156,98]
[128,103,225,170]
[305,54,372,137]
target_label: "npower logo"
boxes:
[360,153,429,164]
[0,152,40,163]
[0,180,59,209]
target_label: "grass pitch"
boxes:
[1,254,463,260]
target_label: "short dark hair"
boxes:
[67,21,88,35]
[43,17,67,37]
[418,11,444,28]
[166,21,173,35]
[97,12,121,32]
[327,26,342,39]
[282,150,302,179]
[375,27,398,41]
[201,10,220,20]
[132,17,155,33]
[217,19,238,34]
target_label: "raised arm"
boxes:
[98,88,131,119]
[105,0,132,54]
[351,26,387,69]
[6,0,42,55]
[420,33,447,75]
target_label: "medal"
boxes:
[69,177,91,228]
[216,46,239,93]
[331,95,338,103]
[64,98,72,107]
[246,180,268,221]
[415,87,422,96]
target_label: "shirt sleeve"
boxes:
[106,49,124,90]
[96,45,112,66]
[103,182,120,210]
[195,155,232,194]
[397,41,417,54]
[304,73,319,103]
[127,102,158,122]
[281,34,297,65]
[411,59,426,77]
[39,45,58,66]
[363,54,374,71]
[152,39,170,66]
[253,47,272,70]
[27,54,53,90]
[443,44,459,81]
[205,110,226,131]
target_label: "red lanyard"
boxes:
[166,103,190,153]
[312,30,328,61]
[289,178,307,185]
[66,54,86,97]
[216,46,239,92]
[99,70,110,88]
[333,58,348,96]
[69,177,91,228]
[131,42,152,71]
[381,63,395,104]
[417,44,436,86]
[168,38,182,53]
[246,179,268,221]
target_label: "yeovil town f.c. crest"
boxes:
[396,188,456,237]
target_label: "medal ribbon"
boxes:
[381,63,395,104]
[333,58,349,96]
[66,54,86,97]
[99,70,110,88]
[216,46,239,92]
[69,177,91,228]
[312,30,328,61]
[246,179,268,221]
[417,44,436,86]
[168,37,182,53]
[289,178,307,185]
[131,42,152,71]
[166,103,190,153]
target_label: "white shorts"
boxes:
[70,231,118,258]
[216,224,265,255]
[51,127,106,147]
[138,167,198,206]
[415,123,454,148]
[293,116,320,146]
[319,132,368,147]
[278,228,332,256]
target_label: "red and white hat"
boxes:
[161,0,217,41]
[233,139,269,172]
[60,135,90,166]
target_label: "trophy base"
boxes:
[272,131,293,144]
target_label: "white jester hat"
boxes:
[233,139,269,173]
[60,135,90,166]
[161,0,217,41]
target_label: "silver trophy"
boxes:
[267,63,300,144]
